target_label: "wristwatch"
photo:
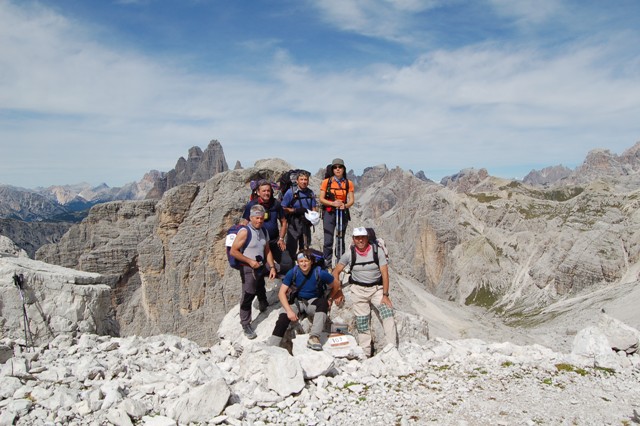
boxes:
[383,292,389,297]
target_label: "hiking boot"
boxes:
[259,300,269,313]
[242,324,257,340]
[307,335,323,351]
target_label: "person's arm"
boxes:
[230,229,259,269]
[282,190,295,215]
[277,211,288,250]
[278,277,298,322]
[332,262,345,283]
[264,239,277,279]
[380,264,392,308]
[328,275,344,306]
[345,182,355,209]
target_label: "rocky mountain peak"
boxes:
[440,167,489,192]
[523,164,572,186]
[145,139,229,199]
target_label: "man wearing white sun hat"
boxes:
[333,227,397,357]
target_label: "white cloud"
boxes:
[0,1,639,187]
[487,0,562,25]
[309,0,442,43]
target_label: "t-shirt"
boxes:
[242,224,268,262]
[338,244,387,284]
[320,177,354,203]
[242,199,285,241]
[282,266,334,300]
[282,187,316,210]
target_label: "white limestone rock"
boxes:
[291,335,335,379]
[166,378,230,424]
[571,326,621,369]
[597,313,640,354]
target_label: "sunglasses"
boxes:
[332,165,344,170]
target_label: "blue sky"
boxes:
[1,0,639,188]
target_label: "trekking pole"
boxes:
[13,273,34,349]
[334,209,343,265]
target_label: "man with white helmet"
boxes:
[282,170,318,264]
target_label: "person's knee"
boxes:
[240,292,255,311]
[355,315,370,333]
[313,298,329,313]
[272,312,291,337]
[378,304,394,320]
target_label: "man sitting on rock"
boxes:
[268,249,343,350]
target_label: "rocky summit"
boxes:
[1,302,640,425]
[1,141,640,424]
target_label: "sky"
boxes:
[1,0,639,189]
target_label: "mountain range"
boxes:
[1,139,640,424]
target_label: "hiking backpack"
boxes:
[225,224,267,269]
[324,164,334,179]
[277,169,315,214]
[277,169,308,201]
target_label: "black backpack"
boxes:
[277,169,309,202]
[324,164,334,179]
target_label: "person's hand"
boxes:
[250,259,260,269]
[269,267,277,279]
[381,295,393,308]
[277,239,286,250]
[287,310,298,322]
[333,293,345,307]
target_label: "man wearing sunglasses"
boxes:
[319,158,355,268]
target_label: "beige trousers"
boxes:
[351,284,397,357]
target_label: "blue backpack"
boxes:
[225,224,267,269]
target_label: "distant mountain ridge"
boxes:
[0,140,229,222]
[522,141,640,186]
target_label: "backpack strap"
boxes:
[349,243,379,270]
[314,266,326,296]
[293,266,315,298]
[241,225,252,252]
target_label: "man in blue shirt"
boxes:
[281,171,317,263]
[269,249,343,350]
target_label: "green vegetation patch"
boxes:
[465,285,499,308]
[468,193,501,203]
[555,363,589,376]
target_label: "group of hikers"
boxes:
[228,158,397,358]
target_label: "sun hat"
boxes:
[332,158,345,167]
[352,227,368,237]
